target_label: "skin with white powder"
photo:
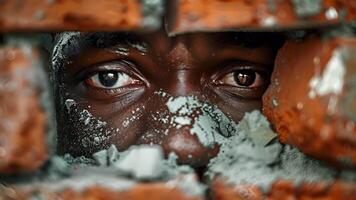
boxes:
[165,95,237,147]
[51,30,282,167]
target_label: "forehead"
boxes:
[53,31,282,52]
[52,31,284,71]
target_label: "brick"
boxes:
[168,0,356,35]
[1,183,202,200]
[263,34,356,168]
[0,0,163,32]
[211,179,356,200]
[0,47,47,174]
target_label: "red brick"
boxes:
[263,34,356,168]
[0,0,148,32]
[0,48,47,174]
[1,183,202,200]
[211,179,356,200]
[168,0,356,35]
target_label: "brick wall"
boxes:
[0,0,356,199]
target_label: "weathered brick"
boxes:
[263,34,356,168]
[0,0,163,32]
[0,47,47,174]
[1,183,202,200]
[168,0,356,35]
[211,179,356,200]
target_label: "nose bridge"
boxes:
[167,69,201,96]
[164,39,201,96]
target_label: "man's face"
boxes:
[52,30,282,168]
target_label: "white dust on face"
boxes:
[108,41,148,57]
[122,106,145,128]
[65,99,114,148]
[152,90,238,148]
[166,96,237,147]
[64,90,237,149]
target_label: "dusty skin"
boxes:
[52,29,284,168]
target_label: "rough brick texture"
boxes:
[0,0,144,32]
[0,48,47,174]
[0,183,202,200]
[168,0,356,35]
[1,1,356,199]
[211,179,356,200]
[263,35,356,168]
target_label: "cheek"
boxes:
[205,87,263,122]
[57,94,149,156]
[58,108,147,157]
[213,94,262,123]
[57,102,117,157]
[57,86,259,167]
[219,100,262,122]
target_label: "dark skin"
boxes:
[53,29,283,168]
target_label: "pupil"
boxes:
[234,70,256,86]
[98,71,118,87]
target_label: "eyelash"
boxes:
[85,71,139,89]
[78,60,146,90]
[77,60,270,102]
[212,64,270,87]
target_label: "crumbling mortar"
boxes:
[291,0,322,18]
[140,0,164,30]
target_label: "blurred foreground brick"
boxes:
[0,48,47,174]
[211,179,356,200]
[263,34,356,168]
[0,183,202,200]
[0,0,162,32]
[168,0,356,35]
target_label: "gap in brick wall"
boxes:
[1,27,356,199]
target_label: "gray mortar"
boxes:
[100,145,205,197]
[17,168,138,194]
[89,145,196,181]
[267,0,277,13]
[62,154,96,167]
[2,145,205,198]
[205,110,356,192]
[291,0,322,18]
[321,26,356,41]
[140,0,164,30]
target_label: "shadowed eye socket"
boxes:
[85,71,142,89]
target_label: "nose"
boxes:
[162,126,219,168]
[136,40,231,167]
[137,93,236,168]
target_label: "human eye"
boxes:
[79,60,146,100]
[211,62,271,99]
[85,71,141,89]
[218,69,268,88]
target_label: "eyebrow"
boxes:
[52,32,147,72]
[213,32,286,49]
